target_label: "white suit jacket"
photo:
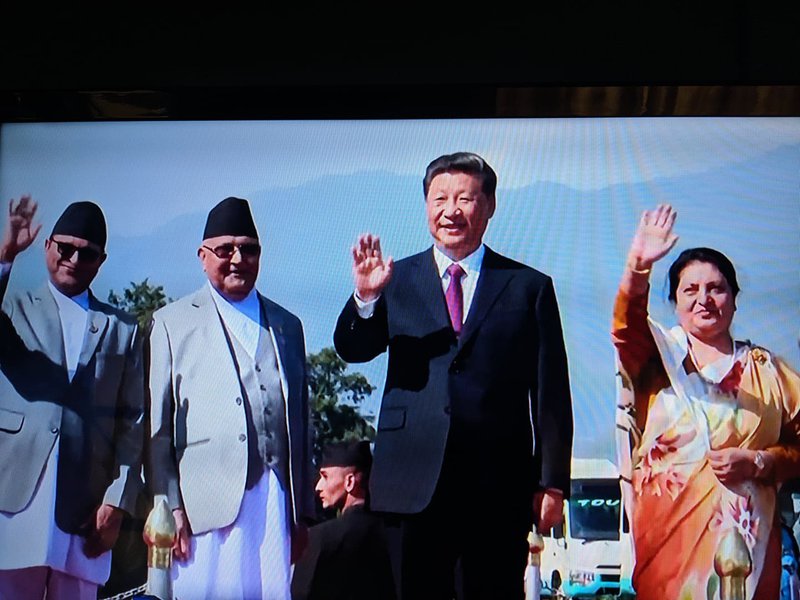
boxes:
[147,285,314,535]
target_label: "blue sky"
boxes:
[2,118,798,459]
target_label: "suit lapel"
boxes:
[458,247,513,351]
[192,285,228,342]
[79,293,109,367]
[192,285,254,405]
[30,283,67,367]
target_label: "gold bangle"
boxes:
[629,265,651,275]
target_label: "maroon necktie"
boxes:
[445,263,466,335]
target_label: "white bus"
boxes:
[539,458,635,598]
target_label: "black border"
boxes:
[2,85,799,122]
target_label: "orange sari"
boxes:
[613,287,800,600]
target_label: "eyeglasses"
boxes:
[49,238,103,263]
[202,243,261,260]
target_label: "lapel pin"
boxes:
[90,323,99,334]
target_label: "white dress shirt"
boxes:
[48,282,90,380]
[208,281,262,359]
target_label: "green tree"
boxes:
[103,278,171,596]
[307,347,376,467]
[108,278,171,329]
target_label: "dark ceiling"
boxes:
[1,6,798,120]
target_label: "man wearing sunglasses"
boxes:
[0,197,144,600]
[148,196,314,600]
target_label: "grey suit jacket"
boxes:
[0,270,144,534]
[147,285,315,535]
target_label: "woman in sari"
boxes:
[613,204,800,600]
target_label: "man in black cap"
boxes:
[0,196,144,599]
[148,196,314,599]
[291,441,396,600]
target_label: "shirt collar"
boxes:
[433,244,485,280]
[48,280,90,311]
[207,281,261,324]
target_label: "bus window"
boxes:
[569,480,621,541]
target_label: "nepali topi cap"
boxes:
[203,197,259,240]
[320,440,373,474]
[51,201,107,250]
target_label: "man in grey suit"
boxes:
[148,197,314,600]
[0,196,144,599]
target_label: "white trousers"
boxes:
[0,440,111,587]
[173,469,291,600]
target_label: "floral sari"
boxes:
[613,288,800,600]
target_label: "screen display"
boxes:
[2,117,798,460]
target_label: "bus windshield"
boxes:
[569,480,621,541]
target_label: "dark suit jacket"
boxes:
[334,247,572,516]
[291,504,396,600]
[0,271,144,534]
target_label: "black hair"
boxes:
[667,247,740,303]
[422,152,497,198]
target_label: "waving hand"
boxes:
[352,233,393,303]
[1,196,42,263]
[627,204,679,270]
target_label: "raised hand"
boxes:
[352,233,393,302]
[1,195,42,262]
[627,204,679,271]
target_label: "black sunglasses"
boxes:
[49,238,103,263]
[202,243,261,260]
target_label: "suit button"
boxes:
[51,427,59,434]
[235,397,243,405]
[265,406,272,416]
[260,384,267,391]
[443,406,451,415]
[265,431,272,440]
[255,365,261,372]
[266,453,274,464]
[238,434,246,442]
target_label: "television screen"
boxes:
[2,116,798,459]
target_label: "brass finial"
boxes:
[144,497,177,570]
[714,528,752,600]
[528,526,545,567]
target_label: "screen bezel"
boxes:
[2,85,799,123]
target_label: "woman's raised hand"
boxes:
[627,204,679,271]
